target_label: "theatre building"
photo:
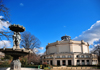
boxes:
[41,35,98,66]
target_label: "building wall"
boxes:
[42,53,98,65]
[58,44,70,53]
[83,45,88,53]
[48,46,57,54]
[46,40,89,54]
[73,44,82,53]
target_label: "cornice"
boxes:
[46,40,89,49]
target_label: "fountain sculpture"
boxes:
[0,24,32,70]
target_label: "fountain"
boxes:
[0,24,33,70]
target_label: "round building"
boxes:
[41,35,98,66]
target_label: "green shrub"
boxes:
[21,65,38,68]
[0,61,10,67]
[20,57,27,65]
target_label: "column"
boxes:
[80,60,82,65]
[53,55,55,65]
[55,60,57,65]
[60,60,62,66]
[48,60,50,65]
[97,60,98,65]
[90,59,92,65]
[85,60,87,65]
[71,60,73,65]
[66,60,68,65]
[73,55,76,65]
[74,59,76,66]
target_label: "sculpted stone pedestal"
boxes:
[10,59,21,70]
[10,55,21,70]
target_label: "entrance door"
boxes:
[50,60,53,65]
[57,60,60,66]
[68,60,71,65]
[62,60,66,66]
[82,60,85,65]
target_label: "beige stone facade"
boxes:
[41,35,98,66]
[0,52,5,59]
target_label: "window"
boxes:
[81,55,84,58]
[77,55,79,58]
[68,55,71,58]
[50,56,53,58]
[57,56,60,58]
[62,56,66,58]
[47,60,49,64]
[77,60,80,65]
[86,55,89,58]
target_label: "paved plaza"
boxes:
[0,67,43,70]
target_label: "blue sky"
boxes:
[1,0,100,54]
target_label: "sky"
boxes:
[0,0,100,55]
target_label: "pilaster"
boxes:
[69,40,73,52]
[81,40,84,53]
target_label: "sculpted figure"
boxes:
[13,32,16,46]
[16,32,21,45]
[13,32,21,47]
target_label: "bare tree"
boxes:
[0,0,10,20]
[20,32,41,63]
[20,31,41,50]
[0,0,11,42]
[90,43,100,64]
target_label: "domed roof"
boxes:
[61,34,71,41]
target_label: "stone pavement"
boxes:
[49,66,100,70]
[0,67,43,70]
[50,69,100,70]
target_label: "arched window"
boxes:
[77,55,79,58]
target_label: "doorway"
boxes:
[62,60,66,66]
[68,60,71,65]
[50,60,53,65]
[57,60,60,66]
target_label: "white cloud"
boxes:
[33,48,38,53]
[74,20,100,45]
[94,39,100,44]
[20,3,24,6]
[0,19,10,31]
[0,16,3,19]
[39,47,44,50]
[38,53,44,56]
[33,47,44,54]
[0,40,10,48]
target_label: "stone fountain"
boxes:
[0,24,33,70]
